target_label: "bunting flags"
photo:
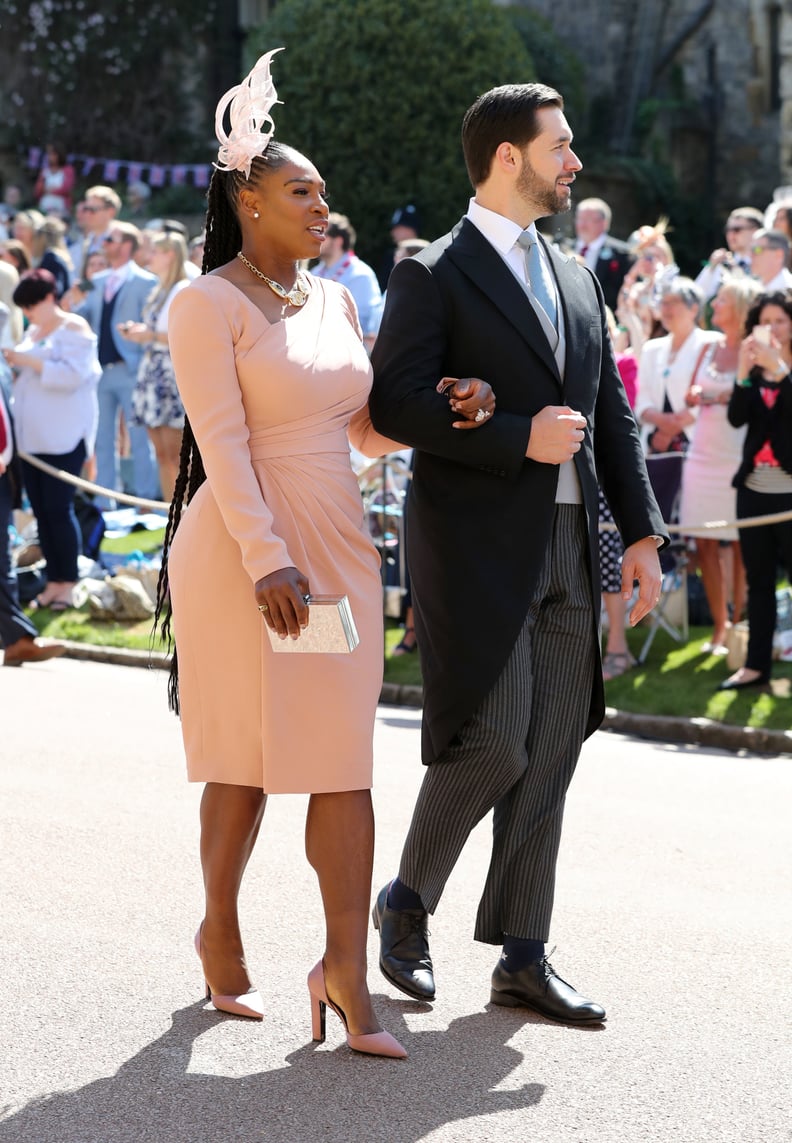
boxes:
[26,148,213,190]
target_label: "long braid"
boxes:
[154,144,296,713]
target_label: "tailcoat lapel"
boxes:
[445,219,562,385]
[544,238,596,375]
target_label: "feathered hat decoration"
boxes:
[214,48,284,179]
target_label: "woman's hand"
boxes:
[437,376,496,429]
[2,347,41,373]
[255,566,310,640]
[743,330,787,376]
[117,321,150,344]
[685,385,702,408]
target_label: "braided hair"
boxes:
[154,141,298,713]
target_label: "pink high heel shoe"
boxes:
[308,960,407,1058]
[194,924,264,1020]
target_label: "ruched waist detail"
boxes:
[247,425,349,460]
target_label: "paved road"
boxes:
[1,659,789,1143]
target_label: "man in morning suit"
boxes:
[69,221,158,507]
[369,83,666,1024]
[574,197,633,311]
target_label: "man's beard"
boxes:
[517,162,570,217]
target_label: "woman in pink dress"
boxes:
[155,52,492,1060]
[678,278,761,653]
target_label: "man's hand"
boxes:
[622,536,663,627]
[525,405,586,463]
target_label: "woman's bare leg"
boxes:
[199,782,266,996]
[305,789,380,1035]
[148,425,183,503]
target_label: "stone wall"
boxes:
[496,0,787,226]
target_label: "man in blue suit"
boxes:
[68,222,158,506]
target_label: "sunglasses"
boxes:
[751,245,771,254]
[102,235,125,245]
[81,204,109,214]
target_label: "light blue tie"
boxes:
[517,230,557,327]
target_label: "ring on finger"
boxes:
[475,408,490,423]
[258,604,269,613]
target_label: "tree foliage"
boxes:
[248,0,534,262]
[0,0,216,161]
[501,6,586,139]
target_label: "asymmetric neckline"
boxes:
[201,271,318,327]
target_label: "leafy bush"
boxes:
[248,0,534,263]
[0,1,215,161]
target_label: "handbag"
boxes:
[647,343,710,455]
[266,594,359,654]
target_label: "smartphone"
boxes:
[754,324,772,346]
[77,278,95,292]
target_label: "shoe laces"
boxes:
[539,947,573,989]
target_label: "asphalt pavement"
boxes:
[1,658,790,1143]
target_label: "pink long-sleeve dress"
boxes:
[166,273,399,793]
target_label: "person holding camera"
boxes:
[720,289,792,690]
[695,207,764,304]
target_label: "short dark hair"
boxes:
[326,212,355,251]
[13,268,57,307]
[461,83,564,188]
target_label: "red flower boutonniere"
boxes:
[609,259,620,272]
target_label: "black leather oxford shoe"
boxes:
[371,883,435,1001]
[490,954,606,1024]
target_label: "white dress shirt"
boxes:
[762,267,792,292]
[465,198,580,504]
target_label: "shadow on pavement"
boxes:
[0,998,545,1142]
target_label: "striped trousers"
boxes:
[399,503,597,945]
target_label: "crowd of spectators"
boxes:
[573,194,792,689]
[2,143,792,692]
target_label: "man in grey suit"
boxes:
[68,222,157,506]
[369,84,666,1024]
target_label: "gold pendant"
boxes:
[236,251,308,306]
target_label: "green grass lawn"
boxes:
[383,620,791,733]
[27,549,791,733]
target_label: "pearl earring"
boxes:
[253,211,260,219]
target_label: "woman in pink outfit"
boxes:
[155,52,492,1059]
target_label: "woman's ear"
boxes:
[238,188,261,222]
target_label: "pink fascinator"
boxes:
[214,47,284,179]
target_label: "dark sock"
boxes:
[387,877,424,912]
[500,935,545,972]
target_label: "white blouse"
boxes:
[12,320,101,455]
[634,328,718,452]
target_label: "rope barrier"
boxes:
[15,448,792,536]
[16,450,170,513]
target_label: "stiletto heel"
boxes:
[307,960,407,1059]
[310,988,327,1042]
[194,924,264,1021]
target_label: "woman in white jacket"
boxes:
[2,269,100,611]
[634,278,718,454]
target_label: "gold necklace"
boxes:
[236,251,309,307]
